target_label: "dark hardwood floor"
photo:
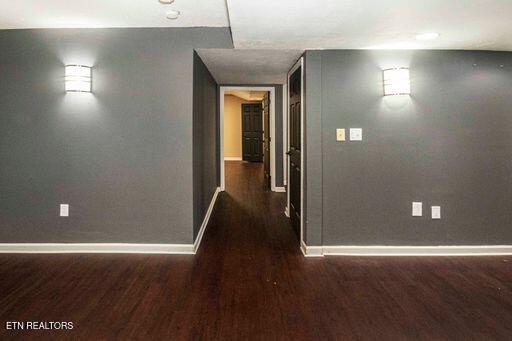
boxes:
[1,161,512,340]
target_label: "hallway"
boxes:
[1,162,512,340]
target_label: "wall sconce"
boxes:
[65,65,92,93]
[383,68,410,96]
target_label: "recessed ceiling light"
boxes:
[416,32,440,41]
[159,0,175,4]
[166,10,180,19]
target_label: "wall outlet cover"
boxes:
[432,206,441,219]
[60,204,69,217]
[349,128,363,141]
[412,202,422,217]
[336,128,346,141]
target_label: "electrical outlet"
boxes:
[349,128,363,141]
[432,206,441,219]
[412,202,422,217]
[60,204,69,217]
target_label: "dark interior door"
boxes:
[242,103,263,162]
[289,67,301,240]
[263,93,271,188]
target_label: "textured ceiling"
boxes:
[197,49,303,84]
[2,1,512,51]
[227,0,512,51]
[0,0,229,29]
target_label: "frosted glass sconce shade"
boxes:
[383,68,410,96]
[65,65,92,93]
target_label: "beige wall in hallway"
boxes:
[224,95,262,159]
[224,95,244,158]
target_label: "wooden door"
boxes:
[242,103,263,162]
[262,93,271,188]
[288,67,301,239]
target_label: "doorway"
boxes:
[242,103,264,162]
[219,86,277,192]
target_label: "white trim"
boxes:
[220,86,277,192]
[0,243,194,254]
[270,89,277,192]
[301,241,324,257]
[193,187,221,253]
[300,240,306,255]
[274,186,286,193]
[224,157,242,161]
[314,245,512,256]
[282,83,288,187]
[286,57,305,248]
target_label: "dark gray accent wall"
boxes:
[193,52,219,240]
[303,52,323,246]
[305,50,512,246]
[274,85,284,188]
[219,84,284,187]
[0,28,232,243]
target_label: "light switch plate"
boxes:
[60,204,69,217]
[412,202,422,217]
[350,128,363,141]
[336,128,346,141]
[432,206,441,219]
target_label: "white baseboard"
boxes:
[273,186,286,193]
[0,187,221,255]
[224,157,242,161]
[301,240,324,257]
[318,245,512,257]
[193,187,221,253]
[0,243,194,254]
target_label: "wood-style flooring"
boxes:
[1,161,512,340]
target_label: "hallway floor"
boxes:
[1,161,512,340]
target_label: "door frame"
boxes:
[285,57,304,245]
[219,86,277,191]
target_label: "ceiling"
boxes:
[227,0,512,51]
[196,49,302,84]
[2,1,512,51]
[0,0,228,29]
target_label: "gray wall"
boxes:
[274,85,284,188]
[304,50,512,246]
[303,52,323,246]
[193,52,219,240]
[218,84,284,187]
[0,28,232,243]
